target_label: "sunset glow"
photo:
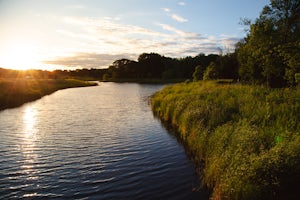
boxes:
[0,43,41,70]
[0,0,269,70]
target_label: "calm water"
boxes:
[0,82,207,199]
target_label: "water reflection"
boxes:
[23,106,38,139]
[21,106,40,197]
[0,83,207,199]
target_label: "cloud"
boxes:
[162,7,187,23]
[171,14,188,23]
[220,36,240,51]
[157,23,197,38]
[178,2,186,6]
[44,53,137,68]
[163,8,171,12]
[46,16,240,68]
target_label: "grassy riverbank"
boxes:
[151,81,300,199]
[0,78,97,110]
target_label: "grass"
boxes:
[0,78,97,110]
[151,81,300,200]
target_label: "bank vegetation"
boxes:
[0,78,97,110]
[152,81,300,199]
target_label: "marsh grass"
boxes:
[152,81,300,199]
[0,78,97,110]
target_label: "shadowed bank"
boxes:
[0,78,97,110]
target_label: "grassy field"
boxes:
[0,78,97,110]
[152,81,300,200]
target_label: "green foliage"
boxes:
[203,62,218,80]
[192,65,204,81]
[236,0,300,87]
[296,73,300,85]
[97,52,238,82]
[217,53,239,79]
[152,81,300,199]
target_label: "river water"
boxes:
[0,82,207,199]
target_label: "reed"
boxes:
[152,81,300,199]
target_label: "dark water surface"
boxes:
[0,83,207,199]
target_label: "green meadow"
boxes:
[152,81,300,199]
[0,78,97,110]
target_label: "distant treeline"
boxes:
[103,52,238,81]
[0,68,105,80]
[1,0,299,87]
[0,52,238,81]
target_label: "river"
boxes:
[0,82,207,199]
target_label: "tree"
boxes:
[203,62,218,80]
[192,65,205,81]
[217,53,239,79]
[237,0,300,87]
[137,53,165,78]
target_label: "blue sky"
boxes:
[0,0,269,70]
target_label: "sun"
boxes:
[0,43,41,70]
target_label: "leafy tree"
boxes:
[237,0,300,87]
[203,62,218,80]
[217,53,239,79]
[137,53,165,78]
[192,65,205,81]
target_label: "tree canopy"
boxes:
[237,0,300,87]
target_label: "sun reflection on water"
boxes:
[23,106,38,139]
[21,106,40,197]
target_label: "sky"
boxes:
[0,0,270,70]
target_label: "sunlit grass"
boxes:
[0,77,97,110]
[152,81,300,199]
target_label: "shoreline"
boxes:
[151,81,300,199]
[0,78,97,110]
[101,78,186,84]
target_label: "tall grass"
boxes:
[152,81,300,199]
[0,78,97,110]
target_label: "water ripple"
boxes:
[0,83,207,199]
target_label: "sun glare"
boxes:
[23,106,38,138]
[0,44,41,70]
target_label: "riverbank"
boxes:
[151,81,300,199]
[0,78,97,110]
[102,78,185,84]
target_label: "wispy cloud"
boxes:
[157,23,196,38]
[45,16,240,68]
[171,14,188,23]
[44,53,137,68]
[163,8,171,12]
[162,7,188,23]
[178,2,186,6]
